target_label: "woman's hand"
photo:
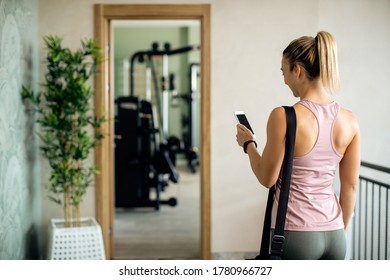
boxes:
[235,107,287,188]
[236,124,255,147]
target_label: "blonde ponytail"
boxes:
[316,31,340,93]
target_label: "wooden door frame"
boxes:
[94,4,211,260]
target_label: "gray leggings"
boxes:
[270,229,346,260]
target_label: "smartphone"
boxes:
[234,111,255,136]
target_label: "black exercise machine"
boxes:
[114,96,178,210]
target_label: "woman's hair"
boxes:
[283,31,340,93]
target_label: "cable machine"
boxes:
[171,62,200,173]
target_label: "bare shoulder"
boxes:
[269,106,287,119]
[264,107,288,144]
[267,107,287,129]
[339,107,360,133]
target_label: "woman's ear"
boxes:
[294,63,303,78]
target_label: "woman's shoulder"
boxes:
[268,105,299,125]
[337,105,360,136]
[270,106,288,116]
[268,106,289,124]
[266,106,288,135]
[339,106,359,126]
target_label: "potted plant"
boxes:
[22,35,106,259]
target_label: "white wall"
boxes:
[39,0,390,255]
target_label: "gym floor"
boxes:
[113,164,201,260]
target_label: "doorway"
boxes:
[112,19,201,259]
[93,4,211,259]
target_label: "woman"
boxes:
[236,31,360,259]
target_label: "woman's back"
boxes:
[293,99,359,159]
[272,99,349,231]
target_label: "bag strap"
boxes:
[258,106,297,259]
[258,185,275,258]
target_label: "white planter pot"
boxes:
[47,217,106,260]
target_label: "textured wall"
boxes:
[0,0,40,259]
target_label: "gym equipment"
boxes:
[169,63,200,173]
[129,43,200,138]
[129,43,200,173]
[114,96,178,210]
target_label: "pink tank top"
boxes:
[271,99,344,231]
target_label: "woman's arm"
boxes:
[339,117,360,231]
[236,107,286,188]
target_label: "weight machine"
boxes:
[114,96,178,210]
[114,42,200,210]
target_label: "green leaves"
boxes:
[21,85,41,105]
[21,35,104,210]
